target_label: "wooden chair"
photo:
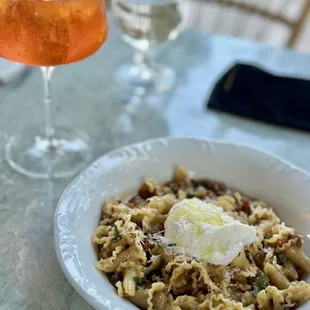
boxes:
[181,0,310,48]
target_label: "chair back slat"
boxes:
[182,0,310,48]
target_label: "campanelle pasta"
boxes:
[92,167,310,309]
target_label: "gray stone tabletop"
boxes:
[1,15,310,310]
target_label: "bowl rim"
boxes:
[54,136,310,310]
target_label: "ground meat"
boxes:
[241,200,251,215]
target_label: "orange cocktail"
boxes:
[0,0,108,66]
[1,0,109,179]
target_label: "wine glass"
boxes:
[111,92,169,148]
[0,0,109,179]
[112,0,182,94]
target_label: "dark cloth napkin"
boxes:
[207,63,310,132]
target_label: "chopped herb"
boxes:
[111,226,120,243]
[277,253,288,265]
[132,276,141,285]
[253,273,270,296]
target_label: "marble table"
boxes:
[1,15,310,310]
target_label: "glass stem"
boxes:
[133,49,153,71]
[40,66,55,140]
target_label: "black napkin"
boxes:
[207,63,310,132]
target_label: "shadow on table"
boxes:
[90,91,170,159]
[157,30,211,86]
[0,67,33,106]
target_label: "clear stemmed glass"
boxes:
[112,0,182,94]
[111,93,169,148]
[0,0,108,179]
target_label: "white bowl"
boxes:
[54,137,310,310]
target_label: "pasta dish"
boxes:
[92,167,310,309]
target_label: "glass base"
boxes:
[5,127,92,179]
[114,58,176,95]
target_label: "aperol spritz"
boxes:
[0,0,109,178]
